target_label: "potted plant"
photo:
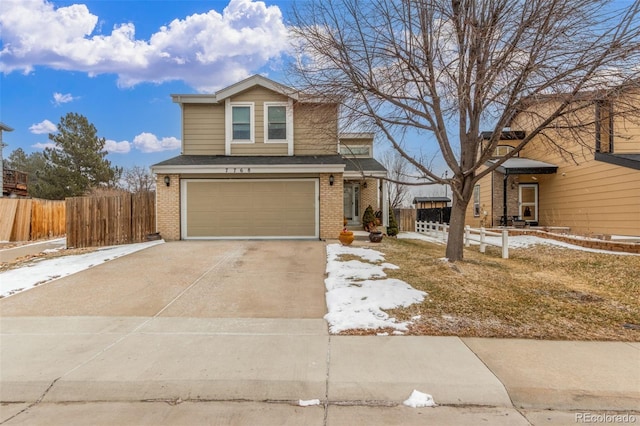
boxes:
[368,223,383,242]
[338,227,355,245]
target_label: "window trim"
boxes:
[263,100,293,155]
[225,100,255,152]
[340,144,372,158]
[473,185,481,217]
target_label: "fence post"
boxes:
[465,225,470,248]
[480,227,486,253]
[502,230,509,259]
[442,223,448,242]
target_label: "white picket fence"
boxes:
[464,225,509,259]
[415,220,449,241]
[414,221,510,259]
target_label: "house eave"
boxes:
[152,163,346,175]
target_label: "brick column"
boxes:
[156,174,181,240]
[319,173,343,239]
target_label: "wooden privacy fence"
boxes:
[394,208,416,232]
[0,198,66,241]
[66,192,156,248]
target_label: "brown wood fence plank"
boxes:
[11,199,32,241]
[394,208,416,232]
[0,199,19,241]
[66,192,156,248]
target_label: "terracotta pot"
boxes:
[339,231,355,246]
[369,231,383,243]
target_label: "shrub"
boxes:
[387,206,399,237]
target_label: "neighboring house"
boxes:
[0,122,14,198]
[151,75,388,240]
[2,169,29,198]
[413,197,450,209]
[466,90,640,237]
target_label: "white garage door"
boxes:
[182,179,318,238]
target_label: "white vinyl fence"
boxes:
[414,221,510,259]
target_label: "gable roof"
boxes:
[171,75,302,104]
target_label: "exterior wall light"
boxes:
[164,175,170,187]
[329,174,334,186]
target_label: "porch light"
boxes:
[164,175,170,187]
[363,181,368,188]
[329,174,334,186]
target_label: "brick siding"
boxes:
[156,174,181,241]
[320,173,343,239]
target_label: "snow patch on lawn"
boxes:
[0,240,164,298]
[324,244,426,334]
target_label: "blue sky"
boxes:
[0,0,295,169]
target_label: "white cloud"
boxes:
[52,92,77,105]
[104,139,131,154]
[29,119,57,134]
[32,142,56,150]
[0,0,291,91]
[133,132,180,153]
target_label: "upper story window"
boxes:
[267,105,286,140]
[595,100,614,153]
[493,145,517,158]
[226,101,254,144]
[264,101,293,145]
[340,145,371,157]
[232,105,252,141]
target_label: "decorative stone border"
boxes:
[506,229,640,254]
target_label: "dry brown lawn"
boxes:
[347,237,640,341]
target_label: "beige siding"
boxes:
[231,144,288,156]
[465,172,493,227]
[294,103,339,155]
[231,86,289,148]
[182,104,225,155]
[513,96,640,236]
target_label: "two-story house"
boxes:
[466,89,640,237]
[151,75,388,240]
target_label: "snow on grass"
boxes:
[324,244,427,334]
[0,240,164,298]
[398,232,639,255]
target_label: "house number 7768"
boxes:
[225,168,250,173]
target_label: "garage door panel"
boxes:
[183,179,317,238]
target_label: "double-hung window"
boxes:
[264,101,292,144]
[226,101,255,145]
[232,106,251,140]
[267,106,287,140]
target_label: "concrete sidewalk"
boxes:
[1,240,638,424]
[1,316,638,425]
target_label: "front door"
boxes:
[519,184,538,223]
[343,183,360,225]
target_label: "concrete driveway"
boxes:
[0,240,327,318]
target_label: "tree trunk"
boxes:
[445,193,471,262]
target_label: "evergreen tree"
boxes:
[37,113,121,199]
[387,206,398,237]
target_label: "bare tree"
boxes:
[381,150,411,208]
[290,0,640,261]
[121,165,155,193]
